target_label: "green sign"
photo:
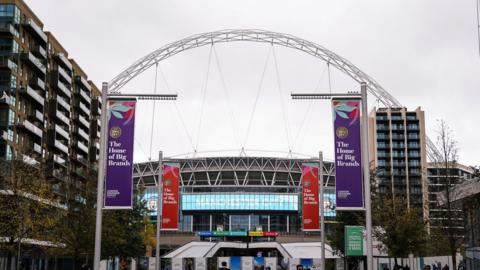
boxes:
[345,226,364,256]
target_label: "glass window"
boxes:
[0,4,14,17]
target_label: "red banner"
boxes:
[302,164,320,231]
[161,164,180,230]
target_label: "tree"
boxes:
[373,195,428,267]
[327,211,364,269]
[430,120,462,270]
[54,170,98,270]
[101,187,152,260]
[0,158,65,270]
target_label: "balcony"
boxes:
[54,139,69,154]
[29,76,45,90]
[33,143,42,154]
[74,153,89,166]
[57,66,72,84]
[79,102,90,115]
[34,110,44,122]
[17,119,43,138]
[77,128,90,142]
[55,80,72,98]
[51,108,70,127]
[55,125,70,141]
[21,52,46,75]
[32,45,47,59]
[53,154,67,167]
[23,18,48,45]
[22,154,40,167]
[77,140,89,154]
[0,23,19,37]
[79,114,90,128]
[0,92,13,105]
[0,58,17,71]
[80,89,91,104]
[76,76,92,92]
[57,96,71,111]
[52,168,67,182]
[19,86,44,106]
[408,134,419,140]
[55,53,72,71]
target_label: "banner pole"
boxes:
[319,151,325,270]
[156,151,163,270]
[93,82,109,270]
[361,82,373,269]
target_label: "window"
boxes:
[0,4,15,17]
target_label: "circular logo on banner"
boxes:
[109,126,122,138]
[164,179,172,186]
[336,126,349,139]
[304,180,311,187]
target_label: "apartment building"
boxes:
[0,0,101,202]
[368,107,429,220]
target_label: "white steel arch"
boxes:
[108,29,438,159]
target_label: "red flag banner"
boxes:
[302,164,320,231]
[161,163,180,230]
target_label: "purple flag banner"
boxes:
[332,99,364,210]
[104,99,136,209]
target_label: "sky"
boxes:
[26,0,480,166]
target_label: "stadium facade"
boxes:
[133,156,337,255]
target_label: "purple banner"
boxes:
[104,99,136,209]
[332,99,364,210]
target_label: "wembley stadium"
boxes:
[134,156,337,256]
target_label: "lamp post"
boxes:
[291,82,373,270]
[319,151,325,270]
[93,82,178,270]
[156,151,163,270]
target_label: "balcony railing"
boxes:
[76,76,92,91]
[55,125,70,141]
[79,102,90,115]
[18,119,43,138]
[77,141,89,154]
[35,110,44,122]
[54,140,69,154]
[57,96,71,111]
[0,24,19,37]
[53,154,67,166]
[57,66,72,84]
[20,86,44,106]
[80,90,91,104]
[32,45,47,59]
[55,53,72,71]
[55,111,70,126]
[79,115,90,128]
[78,128,90,141]
[21,52,46,75]
[0,58,17,71]
[56,80,72,98]
[23,18,47,44]
[33,143,42,154]
[29,76,45,90]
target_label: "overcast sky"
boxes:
[27,0,480,166]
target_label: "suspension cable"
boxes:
[158,63,196,151]
[477,0,480,55]
[327,61,333,94]
[291,64,328,150]
[243,45,273,147]
[135,137,150,160]
[148,63,159,160]
[212,46,241,148]
[194,45,214,153]
[272,46,293,151]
